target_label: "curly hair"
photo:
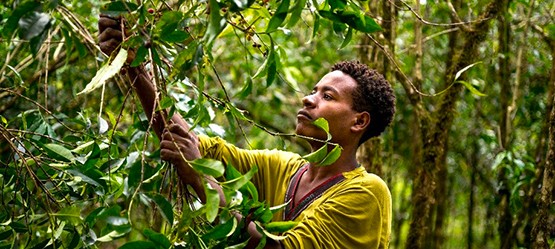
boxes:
[331,61,396,145]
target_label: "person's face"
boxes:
[296,70,362,145]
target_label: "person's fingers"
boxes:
[99,27,122,42]
[98,15,120,31]
[167,123,191,138]
[99,39,122,56]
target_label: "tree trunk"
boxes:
[406,1,506,248]
[530,39,555,249]
[496,1,514,247]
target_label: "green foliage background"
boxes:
[0,0,554,248]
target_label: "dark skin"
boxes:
[98,15,371,248]
[98,14,279,248]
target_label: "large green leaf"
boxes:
[190,158,225,178]
[221,165,258,191]
[204,0,227,46]
[2,1,40,38]
[53,206,82,226]
[42,143,75,162]
[264,221,298,233]
[145,193,174,226]
[78,49,128,95]
[18,11,51,40]
[204,182,220,223]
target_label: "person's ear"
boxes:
[351,112,370,133]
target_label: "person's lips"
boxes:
[297,110,312,120]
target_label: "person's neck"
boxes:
[305,143,359,183]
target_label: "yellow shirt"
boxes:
[198,135,392,249]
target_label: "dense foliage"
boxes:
[1,0,554,248]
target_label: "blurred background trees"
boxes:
[0,0,553,248]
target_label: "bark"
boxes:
[356,0,397,177]
[406,1,507,248]
[496,2,514,248]
[531,90,555,249]
[530,38,555,249]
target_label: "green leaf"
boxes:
[130,46,148,67]
[255,221,288,241]
[328,0,347,11]
[457,80,486,97]
[190,158,225,178]
[230,0,256,11]
[78,49,128,95]
[317,144,342,166]
[118,241,157,249]
[43,143,75,162]
[54,206,82,226]
[204,183,220,223]
[266,45,278,87]
[145,193,174,226]
[264,221,298,233]
[287,0,307,27]
[221,166,258,191]
[3,1,40,38]
[18,11,50,40]
[100,1,139,16]
[312,117,331,140]
[202,218,237,241]
[339,27,353,49]
[143,228,171,249]
[454,61,482,82]
[161,30,189,43]
[205,0,227,46]
[302,144,327,163]
[266,0,290,33]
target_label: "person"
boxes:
[99,14,395,249]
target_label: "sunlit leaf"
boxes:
[312,117,331,140]
[78,49,128,95]
[255,221,288,241]
[454,61,482,82]
[302,144,327,163]
[54,206,82,226]
[264,221,298,233]
[317,144,342,166]
[190,158,225,178]
[98,116,109,134]
[221,166,258,191]
[204,183,220,223]
[18,11,50,40]
[457,80,486,97]
[3,1,40,38]
[43,143,75,162]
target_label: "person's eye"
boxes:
[323,93,333,100]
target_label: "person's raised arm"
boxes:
[98,15,281,248]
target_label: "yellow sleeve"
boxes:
[197,134,306,211]
[281,174,391,249]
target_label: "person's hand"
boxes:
[98,14,124,56]
[98,14,135,63]
[161,123,202,184]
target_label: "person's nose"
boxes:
[302,94,316,108]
